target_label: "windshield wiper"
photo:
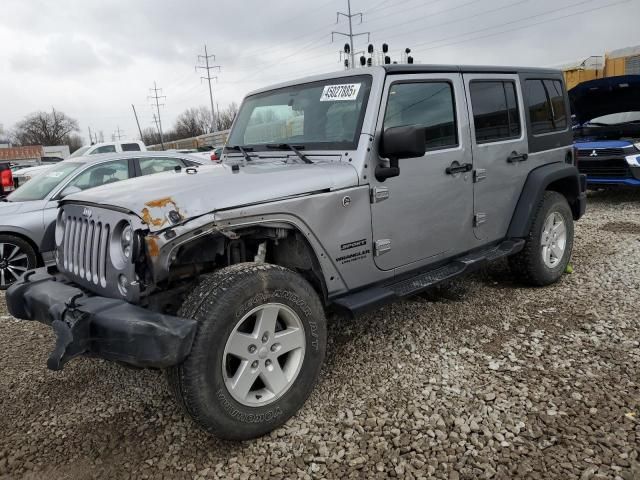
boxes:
[265,143,313,164]
[225,145,254,162]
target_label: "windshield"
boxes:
[7,162,82,201]
[587,111,640,125]
[69,146,91,158]
[228,75,372,151]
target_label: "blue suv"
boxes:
[570,75,640,187]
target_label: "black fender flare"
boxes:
[507,162,586,238]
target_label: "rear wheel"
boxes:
[0,234,37,289]
[509,191,574,286]
[167,263,327,440]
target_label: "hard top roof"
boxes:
[382,64,562,75]
[247,64,562,96]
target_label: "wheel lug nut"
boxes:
[248,345,257,353]
[261,333,269,343]
[251,360,259,369]
[265,359,272,367]
[270,343,279,352]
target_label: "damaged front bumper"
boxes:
[6,268,197,371]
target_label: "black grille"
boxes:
[576,148,625,158]
[577,158,631,178]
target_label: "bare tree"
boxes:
[12,109,79,146]
[65,134,84,153]
[216,102,239,131]
[174,106,213,138]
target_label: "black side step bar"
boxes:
[332,239,524,317]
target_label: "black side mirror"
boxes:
[376,125,426,181]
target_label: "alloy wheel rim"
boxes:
[540,212,567,268]
[0,243,29,287]
[222,303,306,407]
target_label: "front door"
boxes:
[371,73,475,271]
[463,74,529,242]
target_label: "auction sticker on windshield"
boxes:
[320,83,361,102]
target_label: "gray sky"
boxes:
[1,0,637,144]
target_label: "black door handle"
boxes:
[507,151,528,163]
[445,162,473,175]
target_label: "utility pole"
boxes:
[131,104,144,142]
[113,125,124,141]
[196,45,221,132]
[332,0,369,68]
[148,81,166,150]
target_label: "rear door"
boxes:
[464,74,528,242]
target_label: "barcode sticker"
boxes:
[320,83,361,101]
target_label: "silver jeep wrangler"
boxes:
[7,65,586,440]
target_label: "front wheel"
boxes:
[167,263,327,440]
[509,191,574,286]
[0,234,38,290]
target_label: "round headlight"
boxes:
[121,225,133,258]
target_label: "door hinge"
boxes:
[374,239,392,256]
[473,169,487,183]
[474,213,487,227]
[370,186,390,203]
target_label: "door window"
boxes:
[525,79,567,134]
[469,81,521,143]
[91,145,117,154]
[121,143,141,152]
[383,82,457,150]
[138,157,184,175]
[67,160,130,190]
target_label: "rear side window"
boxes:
[525,79,567,134]
[383,81,458,150]
[138,157,184,175]
[91,145,117,154]
[121,143,141,152]
[469,81,521,143]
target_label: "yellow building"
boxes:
[562,45,640,89]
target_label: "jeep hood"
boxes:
[569,75,640,124]
[65,161,359,232]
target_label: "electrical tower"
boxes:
[332,0,370,69]
[113,125,124,141]
[148,81,166,150]
[196,45,221,132]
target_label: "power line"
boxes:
[196,44,221,132]
[373,0,528,43]
[410,0,626,52]
[332,0,370,68]
[148,81,166,150]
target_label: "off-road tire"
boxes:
[166,263,327,440]
[0,234,38,290]
[509,191,574,286]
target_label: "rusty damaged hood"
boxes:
[64,161,359,232]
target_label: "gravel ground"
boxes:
[1,189,639,480]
